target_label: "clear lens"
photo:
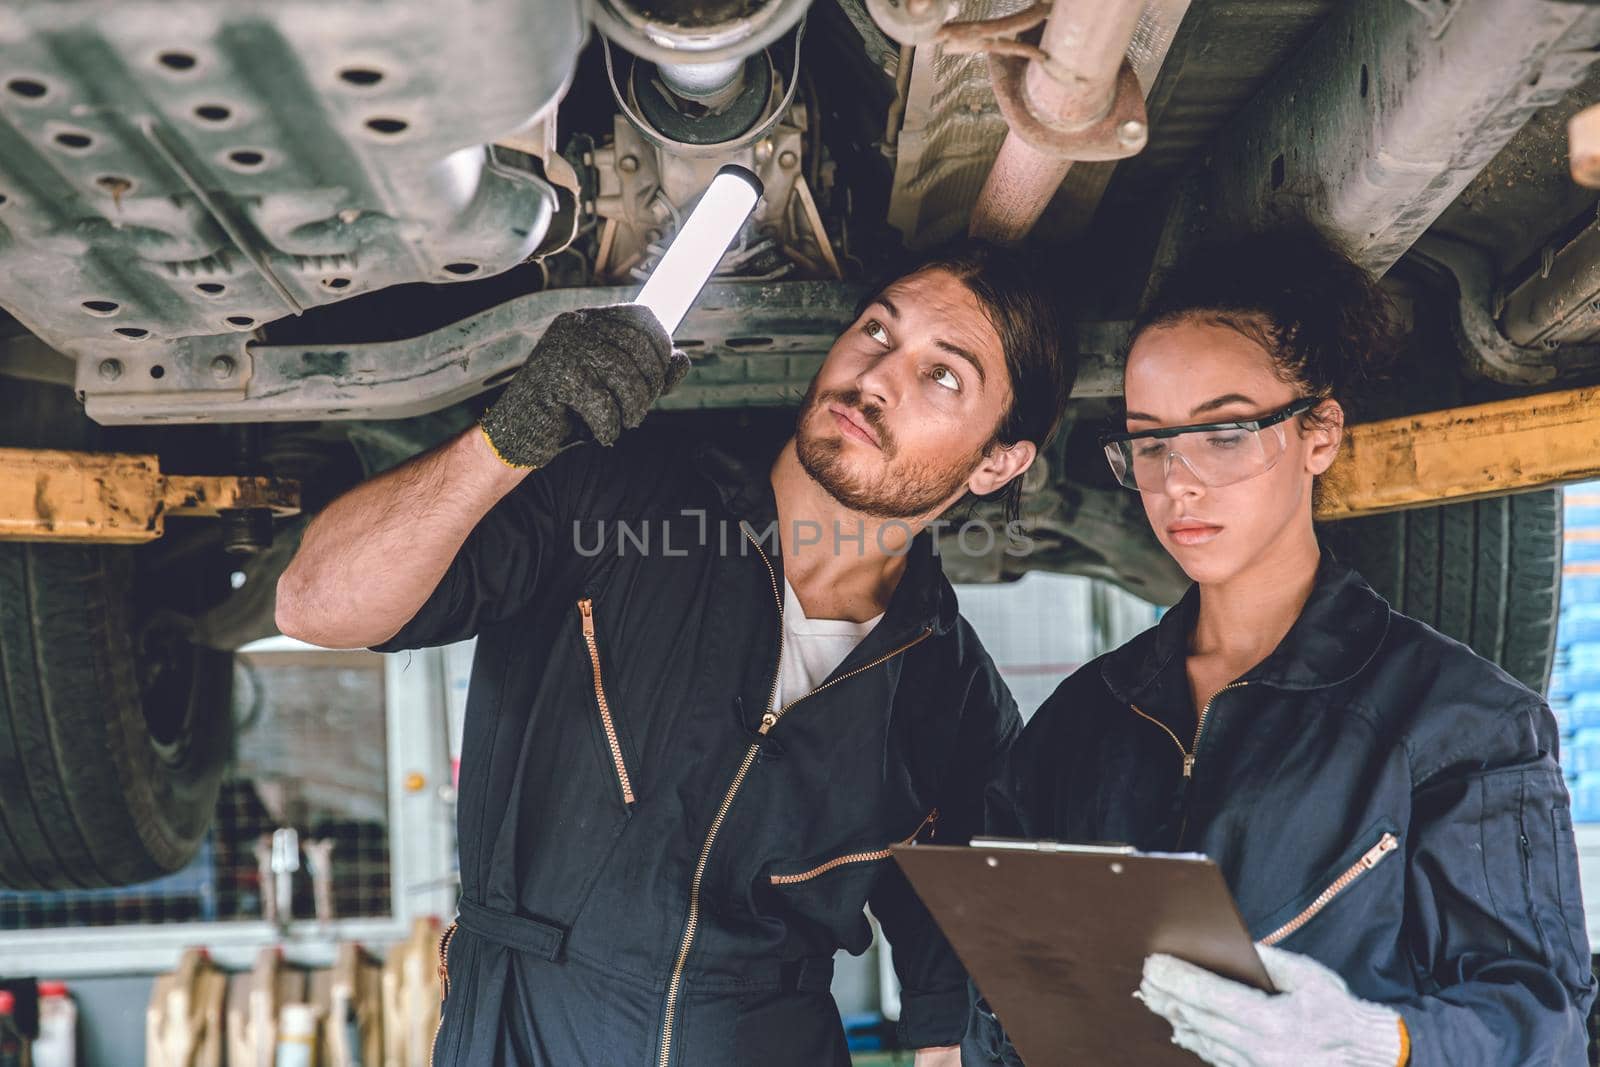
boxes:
[1105,423,1287,492]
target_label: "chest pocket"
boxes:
[1251,820,1400,946]
[767,808,940,886]
[577,597,642,810]
[755,808,939,953]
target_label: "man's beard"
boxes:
[794,385,990,519]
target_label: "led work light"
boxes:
[633,165,764,336]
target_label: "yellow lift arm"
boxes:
[0,384,1595,542]
[1318,385,1600,521]
[0,447,300,544]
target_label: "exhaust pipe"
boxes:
[968,0,1147,244]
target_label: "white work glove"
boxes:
[1136,945,1406,1067]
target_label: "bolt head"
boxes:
[619,155,640,174]
[97,358,122,382]
[211,355,236,381]
[778,150,798,170]
[1117,119,1147,149]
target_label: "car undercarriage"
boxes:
[0,0,1596,888]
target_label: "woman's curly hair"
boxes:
[1133,224,1402,423]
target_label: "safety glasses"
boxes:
[1100,397,1319,493]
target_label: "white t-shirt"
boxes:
[772,578,884,710]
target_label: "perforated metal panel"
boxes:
[0,0,580,370]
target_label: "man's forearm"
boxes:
[275,425,528,648]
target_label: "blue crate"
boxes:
[1558,604,1600,644]
[1565,505,1600,528]
[1570,772,1600,823]
[1568,693,1600,733]
[1548,667,1600,700]
[1552,696,1590,738]
[1558,642,1600,665]
[1566,729,1600,777]
[1563,575,1600,607]
[842,1013,888,1052]
[1566,540,1600,564]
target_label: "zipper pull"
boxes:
[1182,753,1196,778]
[1361,832,1399,868]
[758,711,778,735]
[578,598,594,637]
[902,808,940,844]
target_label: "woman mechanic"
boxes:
[971,226,1597,1066]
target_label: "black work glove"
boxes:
[479,304,690,470]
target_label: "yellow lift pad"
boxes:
[1319,385,1600,521]
[0,447,301,544]
[2,384,1595,543]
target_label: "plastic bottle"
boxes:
[0,990,24,1067]
[275,1003,318,1067]
[31,983,73,1067]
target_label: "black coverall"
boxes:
[969,552,1597,1066]
[370,431,1020,1066]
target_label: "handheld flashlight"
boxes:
[634,164,764,336]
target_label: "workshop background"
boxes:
[5,489,1598,1064]
[0,568,1158,1065]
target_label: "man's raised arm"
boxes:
[275,425,526,649]
[274,303,684,649]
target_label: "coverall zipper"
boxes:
[430,921,458,1067]
[1129,689,1401,947]
[656,527,932,1067]
[1257,833,1399,945]
[1130,681,1247,845]
[578,598,637,806]
[769,808,939,885]
[1130,680,1249,779]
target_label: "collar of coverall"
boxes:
[691,442,960,639]
[1100,547,1392,705]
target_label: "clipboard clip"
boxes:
[970,837,1138,855]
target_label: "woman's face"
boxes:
[1121,318,1342,586]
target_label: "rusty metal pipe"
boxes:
[1025,0,1144,128]
[971,0,1146,243]
[973,140,1074,244]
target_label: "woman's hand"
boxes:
[1137,945,1408,1066]
[913,1046,962,1067]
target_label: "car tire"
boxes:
[1319,489,1562,695]
[0,381,232,889]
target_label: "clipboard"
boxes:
[892,838,1273,1067]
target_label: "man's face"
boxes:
[795,268,1016,519]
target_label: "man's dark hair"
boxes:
[856,238,1076,522]
[1134,224,1401,423]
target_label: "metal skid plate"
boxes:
[80,280,1133,424]
[83,281,860,423]
[0,0,583,395]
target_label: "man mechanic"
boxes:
[274,239,1075,1066]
